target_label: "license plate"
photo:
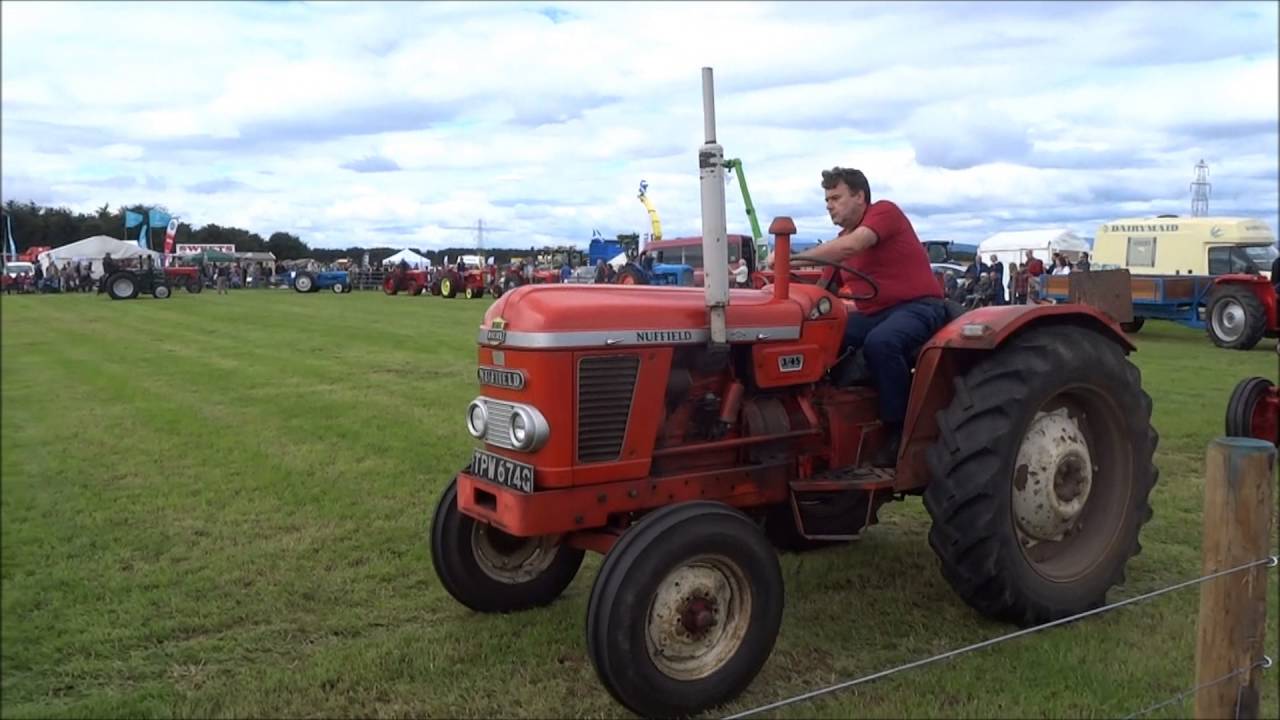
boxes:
[471,448,535,493]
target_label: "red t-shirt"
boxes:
[838,200,942,315]
[1026,258,1045,276]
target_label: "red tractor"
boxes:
[1205,274,1279,350]
[383,266,430,296]
[163,265,203,293]
[429,69,1159,718]
[432,255,491,299]
[1224,340,1279,444]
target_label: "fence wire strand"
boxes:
[1123,656,1273,719]
[723,555,1278,719]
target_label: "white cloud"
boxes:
[2,1,1275,249]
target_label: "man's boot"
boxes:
[871,423,902,468]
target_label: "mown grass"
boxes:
[1,289,1276,719]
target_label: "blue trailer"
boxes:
[1044,272,1213,331]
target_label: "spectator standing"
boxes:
[987,253,1005,304]
[216,264,230,294]
[1024,250,1045,299]
[1076,252,1091,272]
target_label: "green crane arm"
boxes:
[724,158,767,264]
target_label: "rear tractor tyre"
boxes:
[293,273,315,293]
[106,272,139,300]
[615,265,647,285]
[153,283,171,299]
[1225,376,1277,444]
[586,501,784,719]
[1206,287,1267,350]
[187,279,203,294]
[440,275,457,298]
[383,276,398,295]
[430,477,583,613]
[924,325,1158,627]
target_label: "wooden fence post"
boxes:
[1194,437,1276,720]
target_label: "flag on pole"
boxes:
[4,214,15,259]
[124,210,146,228]
[164,218,178,255]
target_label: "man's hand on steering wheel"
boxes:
[790,256,879,301]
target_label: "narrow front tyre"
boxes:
[430,477,583,613]
[586,501,784,718]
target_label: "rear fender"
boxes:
[894,304,1135,492]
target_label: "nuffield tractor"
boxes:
[430,69,1159,718]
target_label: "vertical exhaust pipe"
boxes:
[699,67,730,346]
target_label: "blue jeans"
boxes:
[843,298,949,426]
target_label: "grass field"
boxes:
[2,289,1277,719]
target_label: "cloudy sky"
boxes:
[2,1,1277,251]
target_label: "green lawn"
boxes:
[2,289,1276,719]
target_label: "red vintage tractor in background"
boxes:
[1224,339,1279,444]
[434,255,492,299]
[163,265,203,293]
[384,266,430,296]
[1205,274,1279,350]
[429,69,1159,718]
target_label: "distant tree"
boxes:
[80,219,106,238]
[266,231,309,259]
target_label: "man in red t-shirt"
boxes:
[792,167,947,466]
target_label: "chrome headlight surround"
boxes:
[465,398,488,438]
[508,404,550,451]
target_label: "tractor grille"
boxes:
[481,399,517,450]
[576,355,640,463]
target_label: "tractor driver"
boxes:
[791,167,948,467]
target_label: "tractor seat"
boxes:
[827,299,967,388]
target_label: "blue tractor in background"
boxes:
[291,269,352,294]
[609,232,695,286]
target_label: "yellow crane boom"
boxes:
[637,180,662,243]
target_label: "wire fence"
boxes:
[723,555,1279,720]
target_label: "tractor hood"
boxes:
[479,284,824,349]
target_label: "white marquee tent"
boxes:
[977,228,1090,269]
[382,249,431,269]
[36,236,163,278]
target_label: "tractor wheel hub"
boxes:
[1013,407,1093,542]
[645,557,750,681]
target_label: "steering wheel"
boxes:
[790,257,879,301]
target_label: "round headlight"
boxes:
[817,296,832,315]
[466,400,487,438]
[511,412,529,446]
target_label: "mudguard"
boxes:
[895,303,1135,491]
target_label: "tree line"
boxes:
[1,199,598,267]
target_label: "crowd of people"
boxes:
[947,250,1092,308]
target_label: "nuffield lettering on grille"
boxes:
[577,355,640,463]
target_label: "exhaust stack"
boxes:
[698,67,730,345]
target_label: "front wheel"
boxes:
[586,501,784,718]
[1206,287,1267,350]
[430,478,583,613]
[331,283,345,294]
[924,325,1158,627]
[153,283,171,299]
[1225,376,1278,444]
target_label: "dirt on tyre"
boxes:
[1225,376,1277,443]
[586,501,784,718]
[923,324,1158,627]
[106,272,139,300]
[1206,287,1267,350]
[430,477,583,613]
